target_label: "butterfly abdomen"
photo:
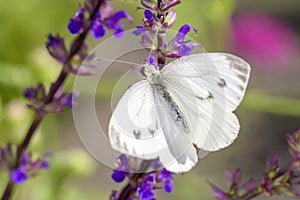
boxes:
[154,85,190,134]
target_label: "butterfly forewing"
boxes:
[161,53,250,151]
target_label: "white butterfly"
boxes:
[108,53,251,173]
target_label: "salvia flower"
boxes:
[136,168,174,199]
[166,24,201,58]
[46,88,79,113]
[210,130,300,199]
[286,129,300,161]
[11,152,51,184]
[92,10,132,39]
[23,83,47,110]
[68,8,85,34]
[46,34,68,63]
[111,154,173,199]
[68,3,132,40]
[111,154,130,183]
[23,84,78,113]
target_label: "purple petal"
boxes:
[232,168,241,185]
[144,10,153,20]
[11,169,27,184]
[41,161,50,170]
[176,24,191,43]
[109,11,132,26]
[68,19,83,34]
[111,170,126,183]
[68,9,84,34]
[164,180,173,193]
[23,87,36,100]
[210,183,228,200]
[133,26,146,36]
[159,168,173,180]
[267,153,281,171]
[146,55,157,68]
[151,158,161,169]
[138,185,155,200]
[92,23,106,39]
[179,44,194,56]
[114,28,124,38]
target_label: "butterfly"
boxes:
[108,53,251,173]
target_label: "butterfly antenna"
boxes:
[147,31,158,58]
[95,58,142,67]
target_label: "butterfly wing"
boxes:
[161,53,250,151]
[108,80,167,159]
[152,87,198,173]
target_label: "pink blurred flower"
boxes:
[230,13,298,68]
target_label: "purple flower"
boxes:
[11,169,27,184]
[166,24,201,58]
[111,170,126,183]
[92,10,132,40]
[111,154,130,183]
[138,185,155,200]
[138,173,156,200]
[46,34,67,63]
[10,152,51,184]
[267,153,281,172]
[210,183,228,200]
[68,8,84,34]
[287,130,300,160]
[60,92,79,109]
[158,169,174,193]
[23,84,46,104]
[231,12,298,68]
[68,3,132,40]
[144,10,153,20]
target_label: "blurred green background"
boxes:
[0,0,300,199]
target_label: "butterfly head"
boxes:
[143,63,162,84]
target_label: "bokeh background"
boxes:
[0,0,300,199]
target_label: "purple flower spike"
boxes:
[11,169,28,184]
[68,9,84,34]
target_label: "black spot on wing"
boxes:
[217,78,226,88]
[133,130,141,139]
[196,91,214,101]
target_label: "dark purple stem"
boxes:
[1,0,105,199]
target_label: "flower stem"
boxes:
[1,0,105,199]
